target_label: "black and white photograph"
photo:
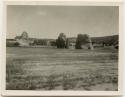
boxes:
[1,1,123,96]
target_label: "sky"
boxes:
[7,5,119,39]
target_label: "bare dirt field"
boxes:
[6,47,118,90]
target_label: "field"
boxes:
[6,47,118,90]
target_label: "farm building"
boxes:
[66,37,76,49]
[14,31,56,47]
[15,31,34,47]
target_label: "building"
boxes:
[14,31,56,47]
[15,31,34,47]
[67,37,76,49]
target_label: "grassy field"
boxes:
[6,47,118,90]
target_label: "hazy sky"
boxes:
[7,5,119,39]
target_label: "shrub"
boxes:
[56,33,67,48]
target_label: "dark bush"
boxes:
[56,33,67,48]
[75,34,88,49]
[6,42,20,47]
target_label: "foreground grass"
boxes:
[6,47,118,90]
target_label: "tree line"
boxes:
[56,33,93,50]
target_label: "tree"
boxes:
[56,33,67,48]
[66,39,69,49]
[14,42,20,47]
[75,34,84,49]
[75,34,93,50]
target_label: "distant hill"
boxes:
[91,35,118,45]
[68,35,119,46]
[67,35,118,46]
